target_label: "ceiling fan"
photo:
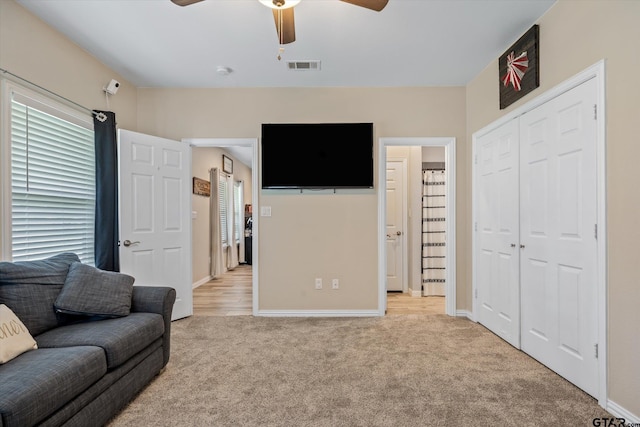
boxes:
[171,0,389,45]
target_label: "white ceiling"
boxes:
[17,0,556,89]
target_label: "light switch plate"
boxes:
[261,206,272,217]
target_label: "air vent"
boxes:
[286,60,321,71]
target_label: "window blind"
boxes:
[234,181,242,243]
[10,98,95,264]
[219,176,228,245]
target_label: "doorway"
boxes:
[184,138,259,316]
[378,137,457,316]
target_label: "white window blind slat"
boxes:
[10,98,95,265]
[234,182,241,243]
[219,175,228,245]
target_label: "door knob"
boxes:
[520,244,525,249]
[511,243,516,248]
[123,240,140,247]
[396,231,402,236]
[386,234,391,238]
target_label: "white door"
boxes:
[475,118,520,348]
[118,129,193,320]
[386,159,406,292]
[519,78,598,396]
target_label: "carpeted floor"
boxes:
[108,315,610,426]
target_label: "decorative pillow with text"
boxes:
[0,304,38,364]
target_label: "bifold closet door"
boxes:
[519,78,598,397]
[475,118,520,348]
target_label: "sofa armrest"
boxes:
[131,286,176,367]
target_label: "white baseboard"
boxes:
[410,289,422,297]
[607,399,640,425]
[192,275,212,290]
[257,310,381,317]
[456,309,473,320]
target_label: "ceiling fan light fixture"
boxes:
[259,0,301,10]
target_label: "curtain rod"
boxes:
[208,167,230,177]
[0,68,103,119]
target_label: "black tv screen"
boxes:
[261,123,374,189]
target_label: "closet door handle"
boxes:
[520,244,525,249]
[511,243,516,248]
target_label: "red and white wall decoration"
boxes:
[499,25,540,109]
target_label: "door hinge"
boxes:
[594,224,598,239]
[594,343,599,359]
[593,104,597,120]
[475,288,478,299]
[474,154,478,165]
[474,222,478,232]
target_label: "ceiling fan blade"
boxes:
[170,0,205,6]
[272,8,296,44]
[340,0,388,12]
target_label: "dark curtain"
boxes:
[93,111,119,271]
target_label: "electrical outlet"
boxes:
[332,279,339,290]
[315,278,322,290]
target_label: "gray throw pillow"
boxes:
[0,252,80,335]
[54,262,134,318]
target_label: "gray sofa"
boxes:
[0,253,176,427]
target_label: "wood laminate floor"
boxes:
[193,266,446,316]
[386,292,445,315]
[193,264,253,316]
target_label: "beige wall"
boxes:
[466,0,640,416]
[0,0,137,130]
[422,146,445,163]
[191,146,252,284]
[137,87,467,311]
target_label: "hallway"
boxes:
[193,266,445,316]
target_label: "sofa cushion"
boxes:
[36,312,164,369]
[0,253,80,336]
[0,346,106,427]
[0,304,38,364]
[54,262,134,319]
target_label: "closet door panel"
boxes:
[519,78,598,397]
[475,117,520,347]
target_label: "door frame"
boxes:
[471,60,607,407]
[184,137,259,316]
[378,137,457,316]
[386,157,409,293]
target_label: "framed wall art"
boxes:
[223,155,233,174]
[499,24,539,109]
[192,177,210,197]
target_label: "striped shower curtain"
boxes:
[422,170,446,296]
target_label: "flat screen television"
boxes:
[261,123,374,189]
